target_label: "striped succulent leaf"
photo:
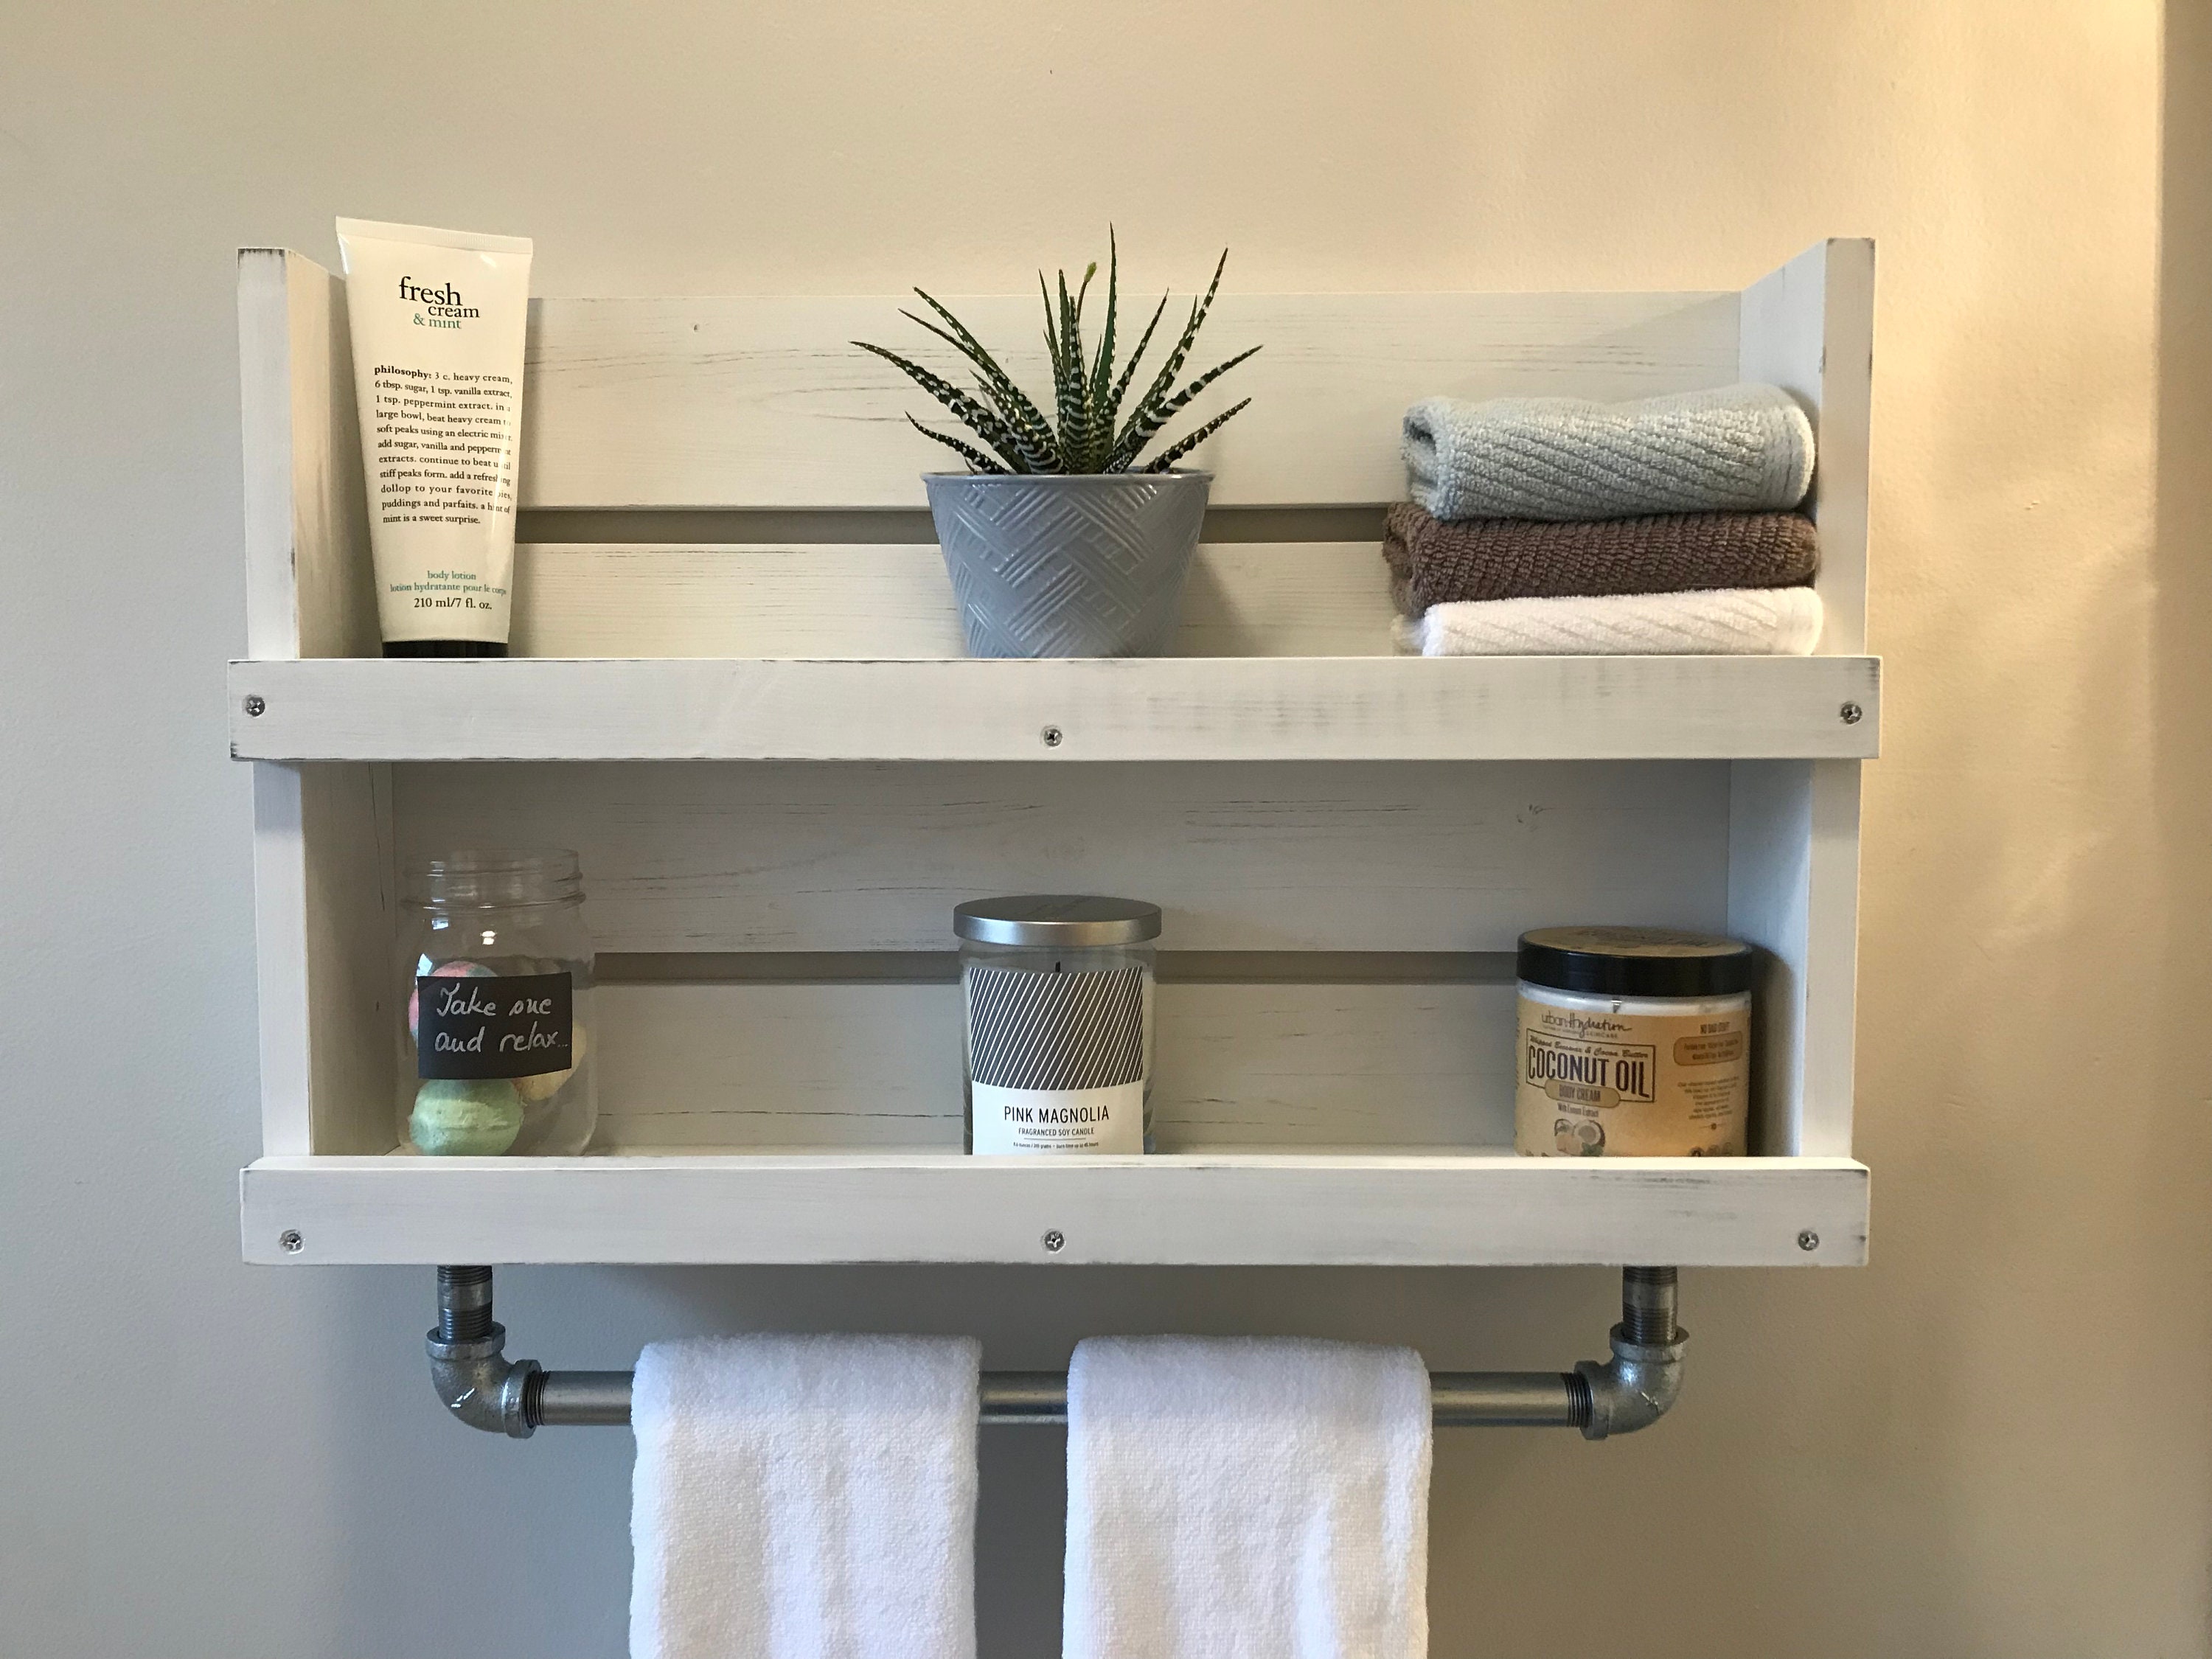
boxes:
[1112,249,1229,460]
[907,414,1009,473]
[904,293,1061,469]
[1057,265,1106,470]
[1106,292,1172,420]
[852,342,1031,470]
[857,240,1259,473]
[1143,398,1253,473]
[1080,235,1122,471]
[1110,344,1262,470]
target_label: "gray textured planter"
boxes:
[925,470,1212,658]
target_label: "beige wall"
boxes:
[2,2,2202,1654]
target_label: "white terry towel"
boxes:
[1397,585,1824,657]
[630,1334,982,1659]
[1402,383,1815,521]
[1064,1337,1431,1659]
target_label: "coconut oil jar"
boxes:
[1514,926,1753,1158]
[399,849,597,1155]
[956,895,1158,1155]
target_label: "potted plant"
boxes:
[858,239,1259,658]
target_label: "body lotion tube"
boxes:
[337,219,533,655]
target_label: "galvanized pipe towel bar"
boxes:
[428,1265,1686,1441]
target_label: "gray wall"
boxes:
[4,3,2207,1655]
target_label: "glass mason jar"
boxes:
[955,895,1160,1155]
[397,849,597,1156]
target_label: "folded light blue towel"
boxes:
[1402,383,1815,522]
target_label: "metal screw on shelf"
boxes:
[243,695,266,717]
[1040,725,1063,748]
[1041,1229,1065,1253]
[279,1229,304,1253]
[1838,702,1863,725]
[1797,1229,1820,1252]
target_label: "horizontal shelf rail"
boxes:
[227,654,1881,763]
[428,1266,1689,1442]
[597,950,1522,986]
[242,1152,1871,1267]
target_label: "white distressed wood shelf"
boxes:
[228,653,1879,764]
[241,1152,1869,1267]
[234,237,1878,1269]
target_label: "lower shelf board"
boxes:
[240,1150,1869,1267]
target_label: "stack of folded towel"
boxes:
[1391,383,1824,655]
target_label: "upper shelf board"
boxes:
[228,653,1880,763]
[240,1151,1871,1267]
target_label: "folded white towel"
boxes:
[1398,585,1824,657]
[1064,1337,1431,1659]
[1403,383,1815,521]
[630,1334,982,1659]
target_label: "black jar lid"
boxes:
[1517,926,1755,998]
[954,895,1162,947]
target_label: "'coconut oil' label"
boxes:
[1515,995,1747,1157]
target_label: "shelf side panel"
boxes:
[236,249,376,661]
[305,763,399,1154]
[250,764,313,1154]
[254,763,398,1156]
[1739,238,1875,656]
[238,252,300,658]
[519,290,1741,510]
[1728,759,1863,1157]
[240,1155,1870,1267]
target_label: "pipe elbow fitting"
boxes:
[426,1323,541,1439]
[1573,1323,1687,1441]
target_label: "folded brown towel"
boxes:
[1382,503,1819,616]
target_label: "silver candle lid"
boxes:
[953,894,1162,947]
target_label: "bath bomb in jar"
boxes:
[409,959,495,1041]
[409,1078,523,1156]
[512,1021,588,1105]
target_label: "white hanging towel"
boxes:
[1396,585,1823,657]
[630,1334,982,1659]
[1063,1337,1432,1659]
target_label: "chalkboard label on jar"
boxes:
[417,972,572,1079]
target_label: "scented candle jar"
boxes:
[398,850,597,1155]
[955,896,1160,1155]
[1514,926,1753,1158]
